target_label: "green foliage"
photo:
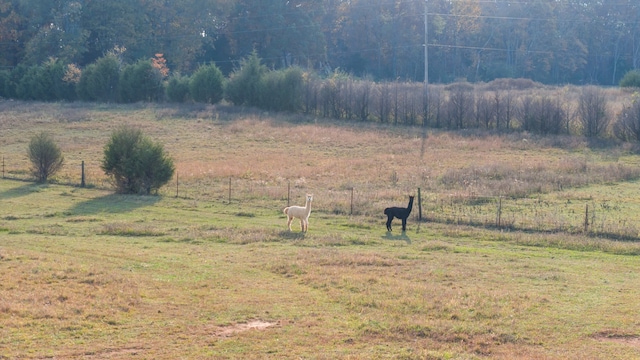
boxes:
[3,1,640,85]
[77,54,120,102]
[226,53,303,112]
[15,66,43,100]
[49,59,78,101]
[76,63,96,101]
[260,67,304,112]
[15,60,77,101]
[3,64,28,99]
[0,70,9,98]
[119,60,164,103]
[102,126,174,194]
[27,132,64,183]
[620,70,640,88]
[189,63,224,104]
[22,1,87,65]
[166,73,190,103]
[27,58,78,101]
[225,51,268,107]
[225,1,326,71]
[11,64,28,87]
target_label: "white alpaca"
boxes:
[283,194,313,232]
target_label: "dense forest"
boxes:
[1,0,639,85]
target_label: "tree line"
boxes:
[1,0,640,85]
[2,50,640,143]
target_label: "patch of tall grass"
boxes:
[439,159,640,198]
[100,222,166,237]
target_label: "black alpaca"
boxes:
[384,196,414,232]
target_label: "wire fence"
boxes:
[2,156,638,240]
[422,195,639,240]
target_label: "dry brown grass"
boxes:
[2,100,640,236]
[2,100,636,197]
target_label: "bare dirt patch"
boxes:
[212,320,278,338]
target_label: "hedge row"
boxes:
[2,53,640,142]
[0,52,303,112]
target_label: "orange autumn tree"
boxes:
[151,53,169,77]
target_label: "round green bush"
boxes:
[28,132,64,183]
[102,126,174,194]
[189,63,224,104]
[620,70,640,88]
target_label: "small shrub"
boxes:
[166,73,190,103]
[225,51,267,107]
[28,132,64,183]
[119,60,164,102]
[578,86,609,138]
[189,63,224,104]
[517,95,568,135]
[77,54,120,102]
[613,100,640,142]
[260,67,304,112]
[101,126,174,194]
[620,70,640,88]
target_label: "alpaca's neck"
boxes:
[305,199,312,212]
[407,198,414,211]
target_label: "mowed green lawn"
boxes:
[2,178,640,359]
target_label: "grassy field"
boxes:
[2,101,640,359]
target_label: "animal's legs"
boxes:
[287,216,293,231]
[401,218,407,232]
[386,215,393,231]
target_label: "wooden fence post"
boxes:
[80,161,85,187]
[418,188,422,221]
[350,187,354,215]
[496,196,502,228]
[584,204,589,233]
[176,172,179,198]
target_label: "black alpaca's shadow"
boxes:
[382,231,411,244]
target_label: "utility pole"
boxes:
[424,0,429,104]
[420,0,430,157]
